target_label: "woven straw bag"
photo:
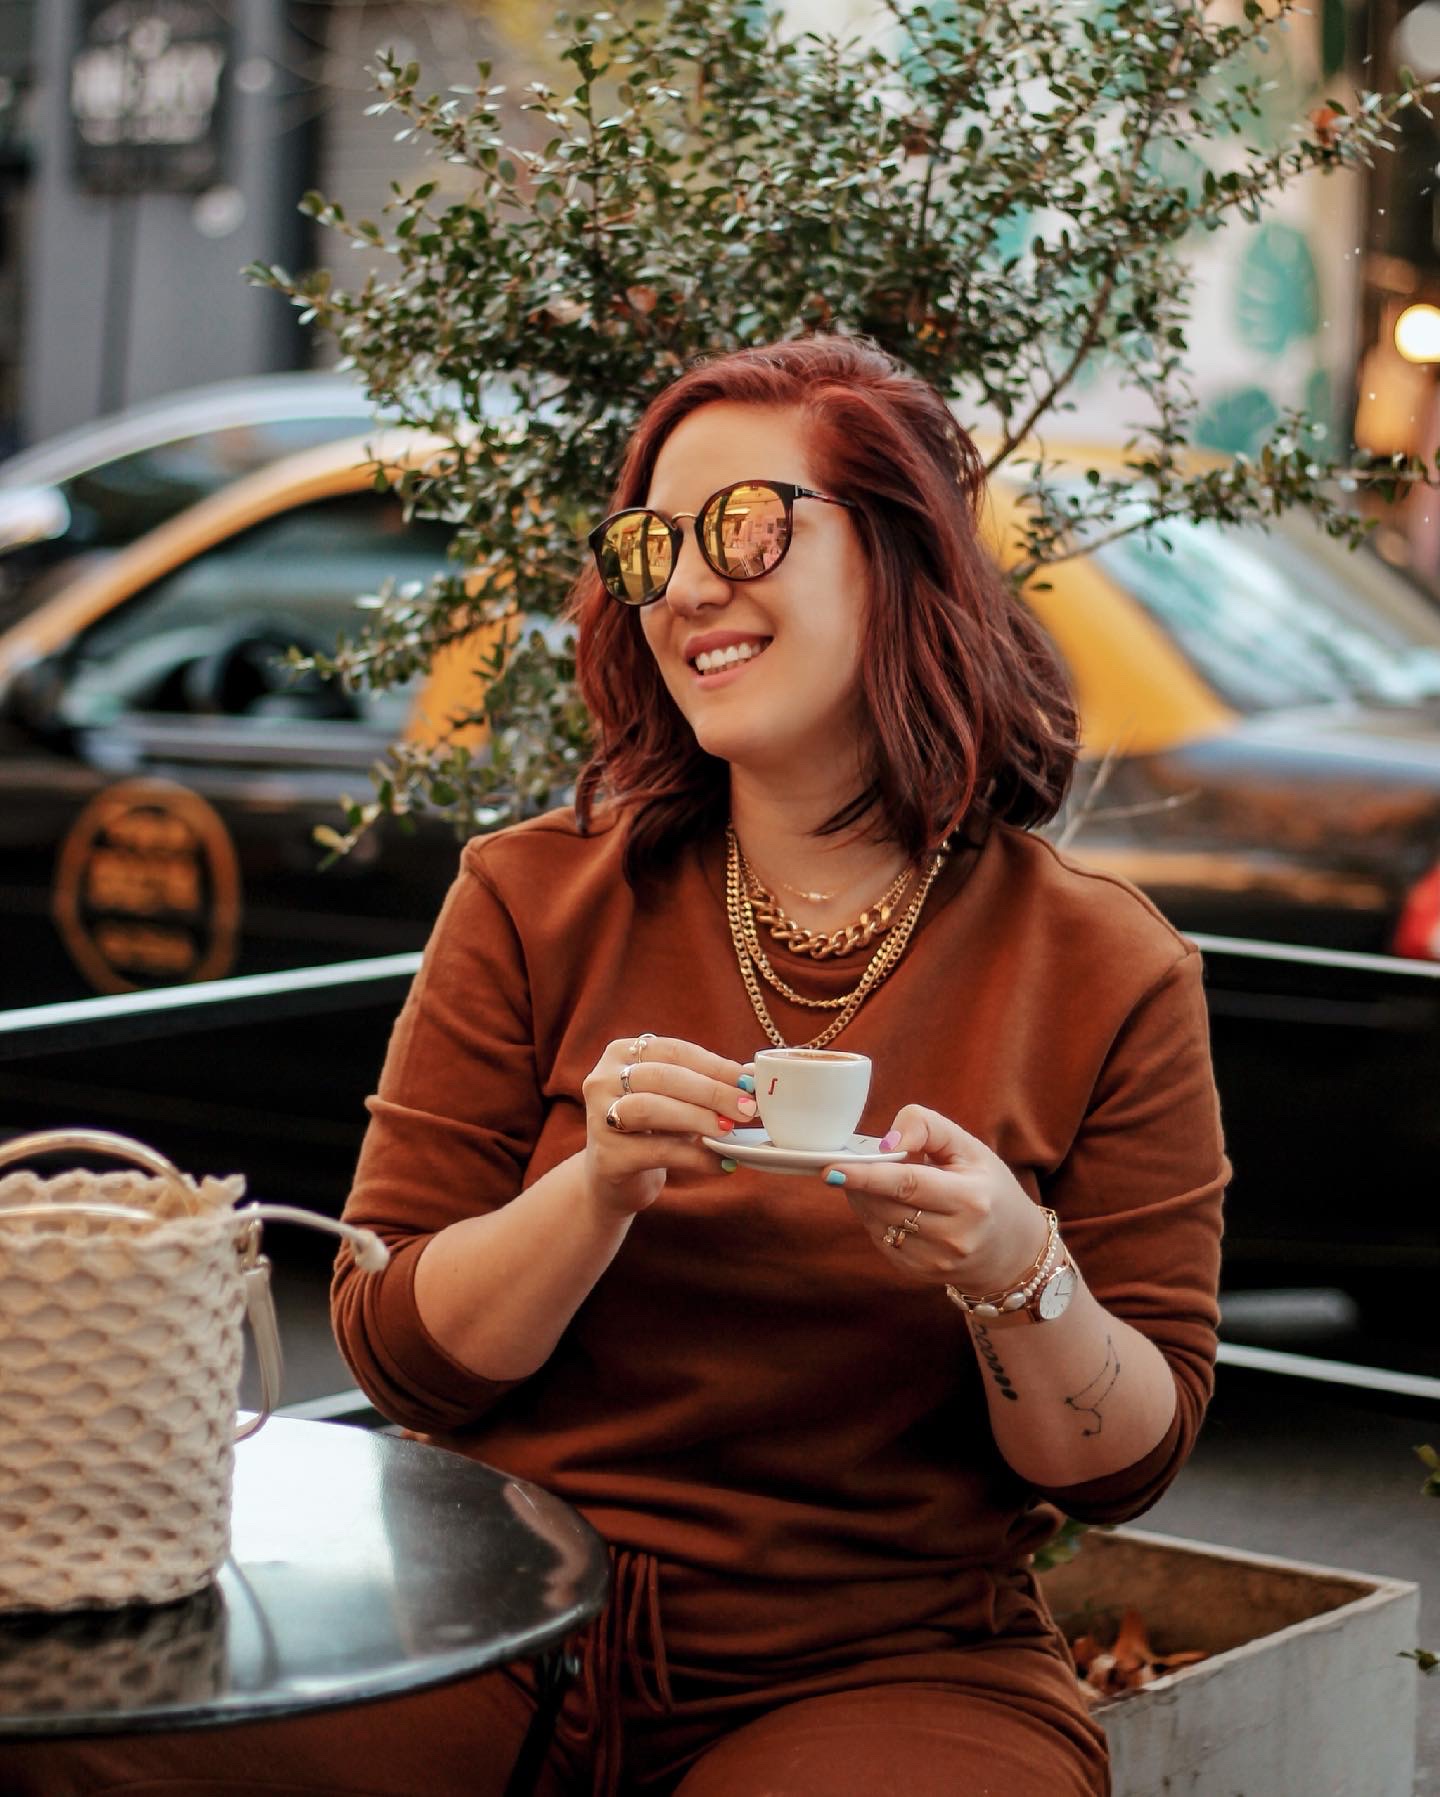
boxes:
[0,1128,387,1613]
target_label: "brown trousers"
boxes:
[0,1638,1108,1797]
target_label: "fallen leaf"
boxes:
[1068,1607,1208,1701]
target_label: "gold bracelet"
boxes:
[945,1208,1059,1319]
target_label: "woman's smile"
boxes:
[685,629,775,684]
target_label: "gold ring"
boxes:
[619,1063,637,1096]
[631,1032,656,1061]
[883,1225,904,1248]
[903,1210,923,1233]
[604,1098,629,1133]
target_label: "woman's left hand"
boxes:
[829,1104,1048,1293]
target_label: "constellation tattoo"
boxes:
[1064,1335,1120,1437]
[971,1322,1019,1402]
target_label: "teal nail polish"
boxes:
[825,1170,846,1187]
[737,1074,755,1093]
[720,1158,738,1173]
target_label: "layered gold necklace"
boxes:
[738,846,913,961]
[725,825,948,1050]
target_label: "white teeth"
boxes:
[694,640,769,673]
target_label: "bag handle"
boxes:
[0,1130,390,1443]
[0,1128,199,1207]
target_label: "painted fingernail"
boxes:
[737,1074,756,1093]
[716,1116,735,1132]
[825,1170,847,1187]
[879,1130,902,1152]
[737,1095,757,1115]
[720,1158,738,1173]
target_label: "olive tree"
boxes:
[250,0,1440,849]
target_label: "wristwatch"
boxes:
[944,1207,1079,1329]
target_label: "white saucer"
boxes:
[700,1127,908,1178]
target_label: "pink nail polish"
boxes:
[737,1095,757,1115]
[879,1129,902,1152]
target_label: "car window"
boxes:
[56,416,374,550]
[59,492,455,729]
[1092,513,1440,712]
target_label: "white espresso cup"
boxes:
[752,1048,872,1150]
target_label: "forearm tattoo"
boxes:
[971,1321,1019,1402]
[1065,1335,1120,1436]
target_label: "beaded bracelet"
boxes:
[944,1207,1060,1320]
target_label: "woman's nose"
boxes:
[662,526,732,617]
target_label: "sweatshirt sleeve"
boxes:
[331,841,545,1433]
[1027,945,1229,1524]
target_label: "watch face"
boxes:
[1037,1264,1077,1321]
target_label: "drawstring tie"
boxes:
[560,1545,673,1797]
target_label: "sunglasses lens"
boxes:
[598,512,674,603]
[701,482,790,580]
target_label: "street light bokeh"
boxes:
[1394,302,1440,364]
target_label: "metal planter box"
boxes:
[1039,1526,1421,1797]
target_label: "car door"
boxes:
[1,488,464,1008]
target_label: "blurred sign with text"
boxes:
[70,0,229,193]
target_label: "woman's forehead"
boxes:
[645,402,817,504]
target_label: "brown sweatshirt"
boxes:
[333,806,1227,1669]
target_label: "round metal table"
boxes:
[0,1417,609,1787]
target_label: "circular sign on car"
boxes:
[52,779,242,994]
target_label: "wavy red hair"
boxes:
[569,336,1079,890]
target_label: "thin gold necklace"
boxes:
[724,827,947,1049]
[778,877,838,903]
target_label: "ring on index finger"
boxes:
[630,1032,656,1061]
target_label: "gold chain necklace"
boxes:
[733,843,914,1011]
[724,827,947,1049]
[738,847,913,961]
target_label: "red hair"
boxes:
[569,337,1079,889]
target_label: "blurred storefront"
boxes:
[20,0,319,444]
[11,1,532,447]
[0,0,38,460]
[1355,0,1440,595]
[5,0,1404,482]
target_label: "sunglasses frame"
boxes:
[588,478,857,606]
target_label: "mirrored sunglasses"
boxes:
[588,478,855,606]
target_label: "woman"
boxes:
[9,337,1226,1796]
[328,335,1226,1796]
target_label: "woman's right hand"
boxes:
[581,1034,757,1217]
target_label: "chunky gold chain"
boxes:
[733,861,893,1010]
[738,847,912,960]
[724,826,947,1049]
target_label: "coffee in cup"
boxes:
[752,1048,872,1150]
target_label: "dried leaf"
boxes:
[1068,1607,1208,1701]
[1111,1607,1151,1673]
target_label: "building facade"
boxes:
[0,0,1398,489]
